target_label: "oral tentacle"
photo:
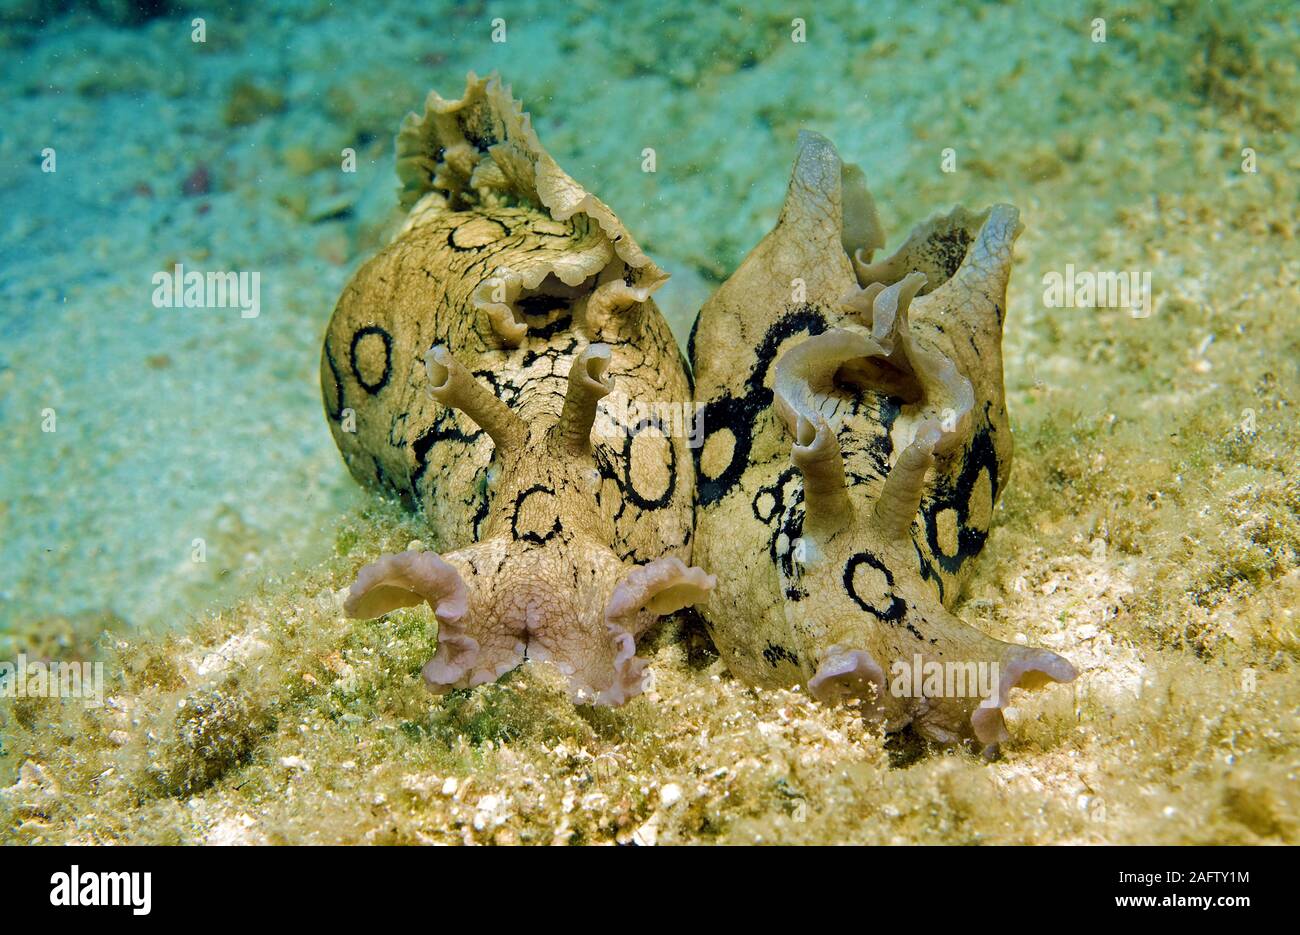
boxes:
[605,556,716,623]
[968,645,1078,748]
[342,546,529,694]
[343,549,468,623]
[808,647,888,723]
[800,559,1076,748]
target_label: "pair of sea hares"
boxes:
[321,74,1075,749]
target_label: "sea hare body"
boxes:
[322,74,712,704]
[690,132,1074,748]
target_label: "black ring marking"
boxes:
[349,325,392,395]
[622,418,677,510]
[323,339,345,420]
[694,305,827,506]
[511,483,562,545]
[447,216,510,251]
[843,551,908,623]
[920,427,1000,575]
[410,408,485,495]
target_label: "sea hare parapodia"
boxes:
[689,131,1076,749]
[321,73,712,705]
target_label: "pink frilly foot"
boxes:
[342,549,524,693]
[344,549,716,706]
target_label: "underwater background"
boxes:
[0,0,1296,844]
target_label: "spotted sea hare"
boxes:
[321,74,712,705]
[689,131,1075,749]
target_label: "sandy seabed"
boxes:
[0,0,1296,844]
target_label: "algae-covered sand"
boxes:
[1,0,1297,844]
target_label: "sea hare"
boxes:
[690,131,1075,749]
[322,73,712,704]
